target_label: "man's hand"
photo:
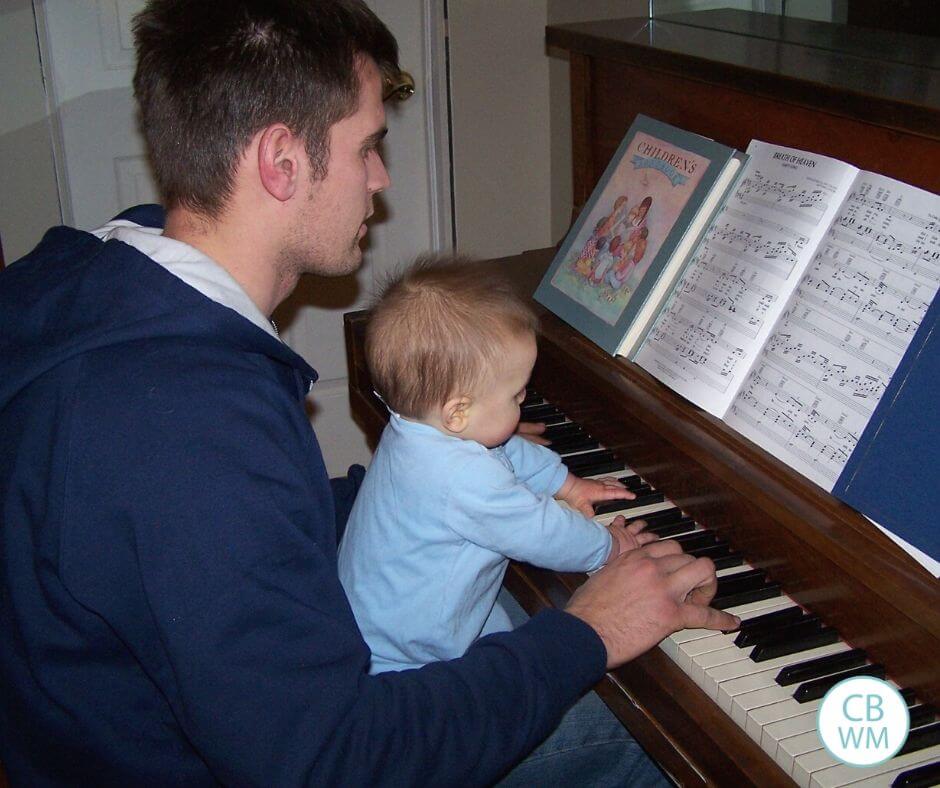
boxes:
[515,421,550,446]
[606,515,657,561]
[564,539,739,669]
[556,472,633,517]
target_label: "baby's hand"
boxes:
[515,421,550,446]
[556,473,633,517]
[606,516,658,562]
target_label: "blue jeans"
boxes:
[495,590,672,787]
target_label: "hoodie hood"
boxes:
[0,205,318,411]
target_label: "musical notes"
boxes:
[635,143,939,492]
[726,170,940,489]
[636,140,854,417]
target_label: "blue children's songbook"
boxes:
[534,114,745,358]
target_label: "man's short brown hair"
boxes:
[366,256,539,419]
[133,0,399,217]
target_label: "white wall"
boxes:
[446,0,553,259]
[0,0,61,262]
[447,0,834,259]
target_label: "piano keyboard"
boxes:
[521,394,940,788]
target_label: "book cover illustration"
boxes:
[534,115,740,356]
[548,129,712,326]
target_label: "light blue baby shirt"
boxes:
[337,414,613,673]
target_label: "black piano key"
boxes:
[897,721,940,757]
[618,474,645,490]
[792,663,886,703]
[712,582,782,610]
[750,624,840,662]
[629,508,683,527]
[563,450,623,476]
[644,518,697,538]
[734,606,808,647]
[521,390,543,407]
[685,542,731,559]
[712,553,745,570]
[775,647,868,686]
[715,568,767,595]
[533,411,568,426]
[593,498,639,516]
[574,460,625,477]
[892,760,940,787]
[909,704,939,730]
[541,422,584,441]
[562,449,616,468]
[549,435,600,454]
[614,491,666,509]
[520,403,563,420]
[742,615,823,648]
[673,531,718,551]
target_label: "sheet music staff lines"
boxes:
[727,172,940,488]
[637,144,852,416]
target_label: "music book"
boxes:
[533,115,746,358]
[534,122,939,563]
[630,140,940,563]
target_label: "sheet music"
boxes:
[725,171,940,489]
[635,142,859,417]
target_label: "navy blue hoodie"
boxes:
[0,207,606,786]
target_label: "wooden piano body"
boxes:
[347,11,939,786]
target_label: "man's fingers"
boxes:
[667,553,717,593]
[636,538,683,558]
[681,601,740,632]
[625,518,647,535]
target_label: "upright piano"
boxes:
[346,11,940,786]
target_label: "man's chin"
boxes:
[306,248,364,278]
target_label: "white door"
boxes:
[34,0,449,475]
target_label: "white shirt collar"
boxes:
[91,219,279,340]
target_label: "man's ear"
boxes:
[257,124,303,202]
[441,396,472,434]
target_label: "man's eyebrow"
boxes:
[364,127,389,148]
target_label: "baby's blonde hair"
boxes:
[366,254,539,419]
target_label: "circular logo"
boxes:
[817,676,909,766]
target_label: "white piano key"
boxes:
[808,744,940,788]
[747,697,822,741]
[585,468,635,480]
[718,665,791,713]
[733,684,799,728]
[761,709,819,759]
[834,746,940,787]
[792,747,840,787]
[716,562,761,579]
[660,590,792,663]
[777,729,824,774]
[667,590,784,646]
[706,641,848,688]
[595,500,676,523]
[691,645,755,691]
[675,631,742,672]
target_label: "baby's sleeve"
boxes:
[448,452,611,573]
[502,436,568,496]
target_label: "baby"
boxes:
[338,256,652,674]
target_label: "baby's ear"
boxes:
[441,395,472,433]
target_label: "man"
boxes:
[0,1,737,784]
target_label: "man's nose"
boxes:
[369,151,391,193]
